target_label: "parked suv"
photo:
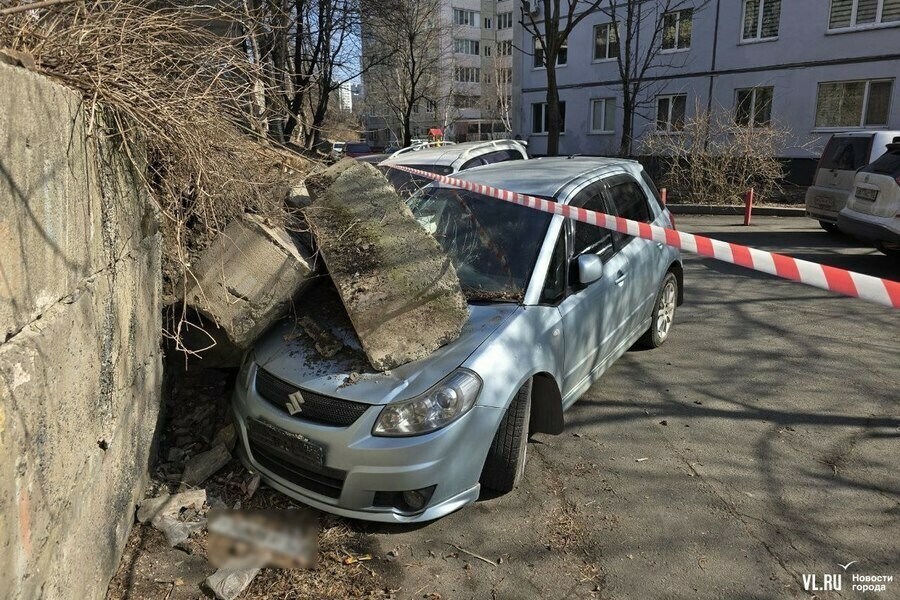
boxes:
[378,139,528,197]
[231,157,683,522]
[837,139,900,257]
[806,132,899,233]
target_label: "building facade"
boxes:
[514,0,900,165]
[362,0,517,146]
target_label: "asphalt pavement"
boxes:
[362,215,900,600]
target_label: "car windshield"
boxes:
[408,186,553,302]
[381,163,453,197]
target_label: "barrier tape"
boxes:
[389,164,900,309]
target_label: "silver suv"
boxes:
[232,157,683,522]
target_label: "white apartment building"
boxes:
[513,0,900,178]
[362,0,517,146]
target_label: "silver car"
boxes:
[231,157,683,522]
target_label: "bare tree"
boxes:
[601,0,709,155]
[364,0,448,146]
[520,0,605,156]
[479,47,514,136]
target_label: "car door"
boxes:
[604,174,661,339]
[555,180,631,399]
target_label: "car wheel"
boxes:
[819,220,841,235]
[638,272,678,349]
[480,379,532,494]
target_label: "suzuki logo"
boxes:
[286,391,305,415]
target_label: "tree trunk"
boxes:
[620,91,633,156]
[545,62,561,156]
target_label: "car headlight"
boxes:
[372,369,482,437]
[237,351,256,390]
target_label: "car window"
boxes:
[408,186,553,302]
[380,164,452,197]
[570,181,613,259]
[540,229,567,304]
[860,147,900,177]
[460,149,525,170]
[639,169,665,212]
[606,177,652,249]
[819,136,872,171]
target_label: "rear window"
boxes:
[819,136,873,171]
[346,143,370,153]
[639,169,665,211]
[860,147,900,177]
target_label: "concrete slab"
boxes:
[184,216,315,350]
[304,160,468,371]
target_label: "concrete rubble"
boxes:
[304,159,469,370]
[137,489,208,547]
[180,443,231,490]
[183,214,316,351]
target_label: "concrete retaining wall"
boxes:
[0,63,163,599]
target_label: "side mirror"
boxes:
[577,254,603,285]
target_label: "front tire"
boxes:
[638,272,678,349]
[480,379,532,494]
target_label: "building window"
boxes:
[497,12,513,30]
[829,0,900,30]
[454,38,480,55]
[656,94,687,132]
[533,38,567,68]
[815,79,893,128]
[483,71,493,84]
[484,17,492,29]
[454,94,480,108]
[734,87,774,126]
[425,100,436,113]
[412,104,420,114]
[499,67,512,83]
[742,0,781,40]
[498,40,513,56]
[453,8,479,26]
[532,101,567,134]
[484,44,492,56]
[594,22,619,60]
[662,9,693,50]
[454,66,482,83]
[590,98,616,133]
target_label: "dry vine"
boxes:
[1,0,315,351]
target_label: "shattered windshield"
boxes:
[408,186,553,302]
[381,164,452,198]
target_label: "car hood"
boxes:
[253,291,518,405]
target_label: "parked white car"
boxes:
[837,138,900,257]
[378,140,528,197]
[805,131,900,233]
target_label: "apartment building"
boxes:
[513,0,900,172]
[362,0,516,146]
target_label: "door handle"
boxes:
[615,271,627,286]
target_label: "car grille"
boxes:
[248,435,346,499]
[255,368,371,427]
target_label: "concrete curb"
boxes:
[667,204,806,217]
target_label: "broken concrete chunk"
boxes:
[304,160,468,371]
[137,489,207,524]
[298,315,343,357]
[206,564,261,600]
[212,423,237,452]
[305,158,361,201]
[137,490,208,547]
[183,215,315,350]
[181,444,231,489]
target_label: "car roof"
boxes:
[438,156,639,200]
[382,140,526,168]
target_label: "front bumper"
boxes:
[837,209,900,246]
[231,372,503,523]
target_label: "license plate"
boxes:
[855,187,878,202]
[248,418,325,468]
[814,196,832,209]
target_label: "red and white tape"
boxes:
[389,164,900,309]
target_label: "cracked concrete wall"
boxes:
[0,63,163,599]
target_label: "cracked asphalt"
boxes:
[360,216,900,600]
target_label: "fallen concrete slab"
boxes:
[183,215,316,350]
[304,160,468,371]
